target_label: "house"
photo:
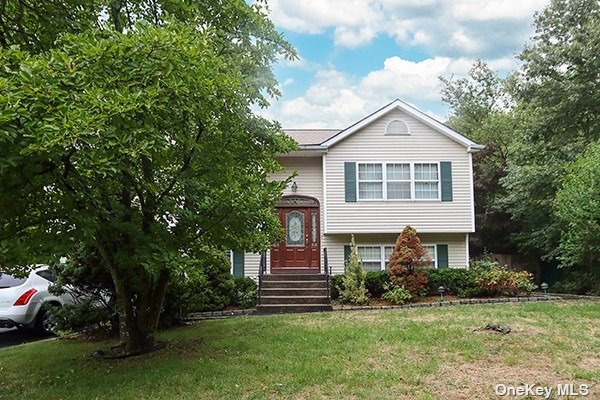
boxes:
[231,99,483,279]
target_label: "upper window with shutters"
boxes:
[355,162,451,201]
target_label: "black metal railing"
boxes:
[323,247,330,301]
[257,252,266,305]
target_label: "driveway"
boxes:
[0,328,44,349]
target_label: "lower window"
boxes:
[357,244,438,270]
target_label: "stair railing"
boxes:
[324,247,330,301]
[258,252,266,305]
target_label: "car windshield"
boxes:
[0,272,27,288]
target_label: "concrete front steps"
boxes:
[255,274,333,314]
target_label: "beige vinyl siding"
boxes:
[239,157,325,277]
[323,233,468,275]
[325,108,474,233]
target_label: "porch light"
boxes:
[291,181,298,193]
[438,286,445,302]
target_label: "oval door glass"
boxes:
[286,211,304,246]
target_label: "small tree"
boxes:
[340,235,368,305]
[387,226,430,298]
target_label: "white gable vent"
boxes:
[386,119,410,135]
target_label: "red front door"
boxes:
[270,206,320,274]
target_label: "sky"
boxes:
[257,0,549,129]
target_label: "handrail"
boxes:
[258,252,266,305]
[324,247,330,301]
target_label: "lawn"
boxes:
[1,301,599,400]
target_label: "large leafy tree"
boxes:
[555,144,600,268]
[501,0,600,259]
[440,61,520,255]
[0,2,296,353]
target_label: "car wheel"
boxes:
[34,306,58,336]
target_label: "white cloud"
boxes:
[334,27,377,48]
[267,0,549,57]
[261,55,518,128]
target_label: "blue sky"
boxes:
[258,0,549,128]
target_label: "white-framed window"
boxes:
[385,119,410,135]
[357,246,382,271]
[386,163,411,199]
[358,163,383,200]
[414,163,439,199]
[357,244,438,270]
[357,245,402,271]
[357,162,440,201]
[422,244,437,268]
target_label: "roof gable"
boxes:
[320,99,483,152]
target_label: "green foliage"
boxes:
[554,143,600,268]
[381,284,412,305]
[364,271,390,298]
[426,268,478,298]
[470,259,537,297]
[551,267,600,296]
[330,274,344,300]
[340,235,368,305]
[231,277,257,309]
[500,0,600,260]
[440,61,520,255]
[0,5,295,353]
[161,251,235,327]
[0,0,98,53]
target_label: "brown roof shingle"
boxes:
[283,129,341,146]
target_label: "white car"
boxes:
[0,265,73,335]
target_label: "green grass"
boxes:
[2,301,600,399]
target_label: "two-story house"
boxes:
[231,99,483,282]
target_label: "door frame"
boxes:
[270,195,321,274]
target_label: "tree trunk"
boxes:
[99,243,170,354]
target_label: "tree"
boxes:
[0,0,98,52]
[440,61,521,255]
[501,0,600,259]
[387,226,429,298]
[555,143,600,268]
[340,235,368,305]
[0,6,295,354]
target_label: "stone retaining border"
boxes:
[186,294,598,321]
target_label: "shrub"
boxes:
[48,245,118,333]
[365,270,390,298]
[550,267,600,295]
[426,268,478,297]
[340,235,369,304]
[469,258,536,297]
[382,284,412,305]
[387,226,429,298]
[331,274,345,300]
[231,276,257,309]
[157,250,235,327]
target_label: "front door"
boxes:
[271,202,320,274]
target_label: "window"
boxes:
[414,163,439,199]
[357,245,395,271]
[356,244,438,270]
[357,246,382,271]
[386,119,410,135]
[358,163,383,200]
[357,162,440,201]
[386,163,411,199]
[422,245,437,268]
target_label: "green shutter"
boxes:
[232,251,244,277]
[344,245,351,266]
[344,162,357,202]
[437,244,449,269]
[440,161,453,202]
